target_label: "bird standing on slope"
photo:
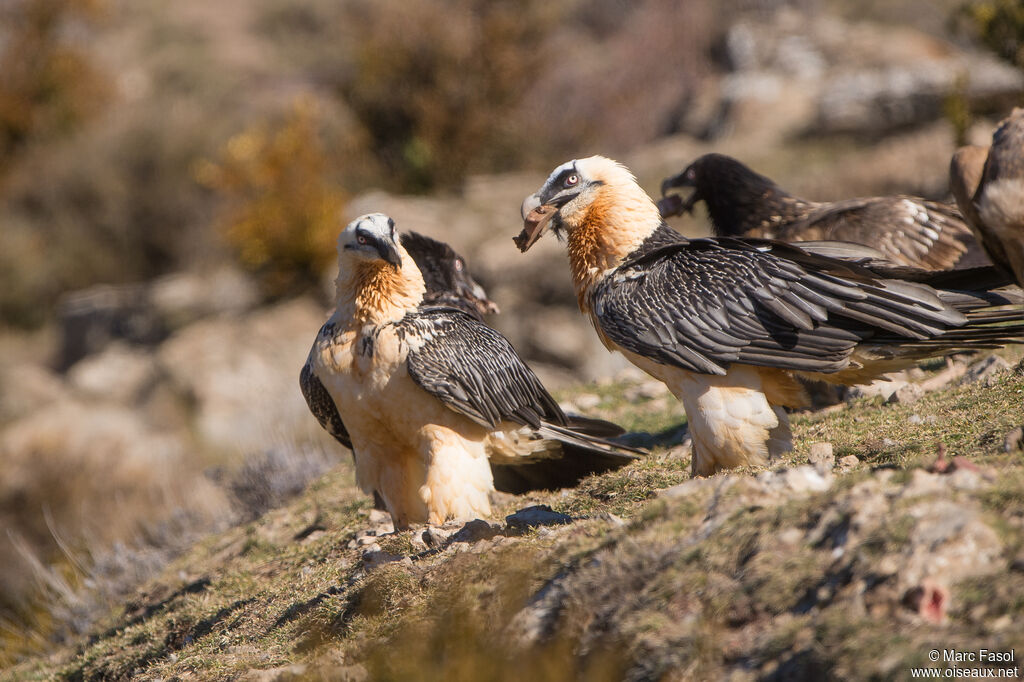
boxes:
[302,213,639,527]
[659,153,985,270]
[516,156,1024,476]
[300,228,499,455]
[951,108,1024,288]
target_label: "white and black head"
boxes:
[339,213,402,269]
[516,156,645,252]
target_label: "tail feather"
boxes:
[490,421,645,495]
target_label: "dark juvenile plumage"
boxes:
[951,109,1024,287]
[400,231,499,319]
[660,153,986,271]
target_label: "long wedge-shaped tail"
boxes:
[490,416,645,495]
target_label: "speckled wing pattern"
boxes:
[788,197,976,271]
[399,306,566,429]
[591,238,972,376]
[299,355,351,449]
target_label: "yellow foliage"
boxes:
[197,97,346,296]
[955,0,1024,67]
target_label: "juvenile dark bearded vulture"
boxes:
[301,213,639,527]
[516,156,1024,476]
[659,153,986,271]
[951,108,1024,288]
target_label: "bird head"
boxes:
[338,213,403,269]
[516,156,657,253]
[400,231,500,316]
[657,153,732,217]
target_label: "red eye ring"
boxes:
[357,235,368,245]
[565,174,579,187]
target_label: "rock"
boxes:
[596,512,626,528]
[807,442,834,472]
[505,505,573,530]
[450,519,502,544]
[624,381,669,401]
[885,383,924,405]
[55,283,163,370]
[66,344,159,405]
[756,465,832,494]
[845,377,907,402]
[148,266,259,329]
[1003,427,1023,453]
[156,298,327,454]
[241,664,309,682]
[0,363,65,422]
[839,455,860,469]
[361,549,403,570]
[422,526,456,548]
[961,354,1011,386]
[571,394,601,411]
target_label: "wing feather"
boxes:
[400,307,566,429]
[593,239,971,376]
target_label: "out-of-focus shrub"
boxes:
[195,97,346,297]
[953,0,1024,68]
[329,0,712,192]
[336,0,561,191]
[0,106,222,328]
[0,0,110,177]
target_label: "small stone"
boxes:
[450,519,502,544]
[596,512,626,527]
[624,380,669,401]
[886,383,924,405]
[368,509,392,525]
[361,549,402,570]
[839,455,860,468]
[422,526,455,548]
[1004,426,1024,453]
[573,393,601,411]
[961,354,1011,386]
[506,505,573,530]
[808,442,834,472]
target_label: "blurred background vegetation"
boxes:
[0,0,1019,324]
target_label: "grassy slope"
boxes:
[6,354,1024,681]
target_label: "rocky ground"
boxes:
[4,346,1023,681]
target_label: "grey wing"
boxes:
[593,239,965,376]
[792,198,975,270]
[299,360,351,449]
[400,307,566,429]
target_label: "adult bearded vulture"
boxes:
[659,153,986,271]
[301,213,639,527]
[516,156,1024,476]
[951,108,1024,288]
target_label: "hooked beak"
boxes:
[514,193,558,253]
[658,170,699,218]
[377,239,402,269]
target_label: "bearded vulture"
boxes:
[516,156,1024,476]
[301,213,640,527]
[951,108,1024,288]
[659,152,986,271]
